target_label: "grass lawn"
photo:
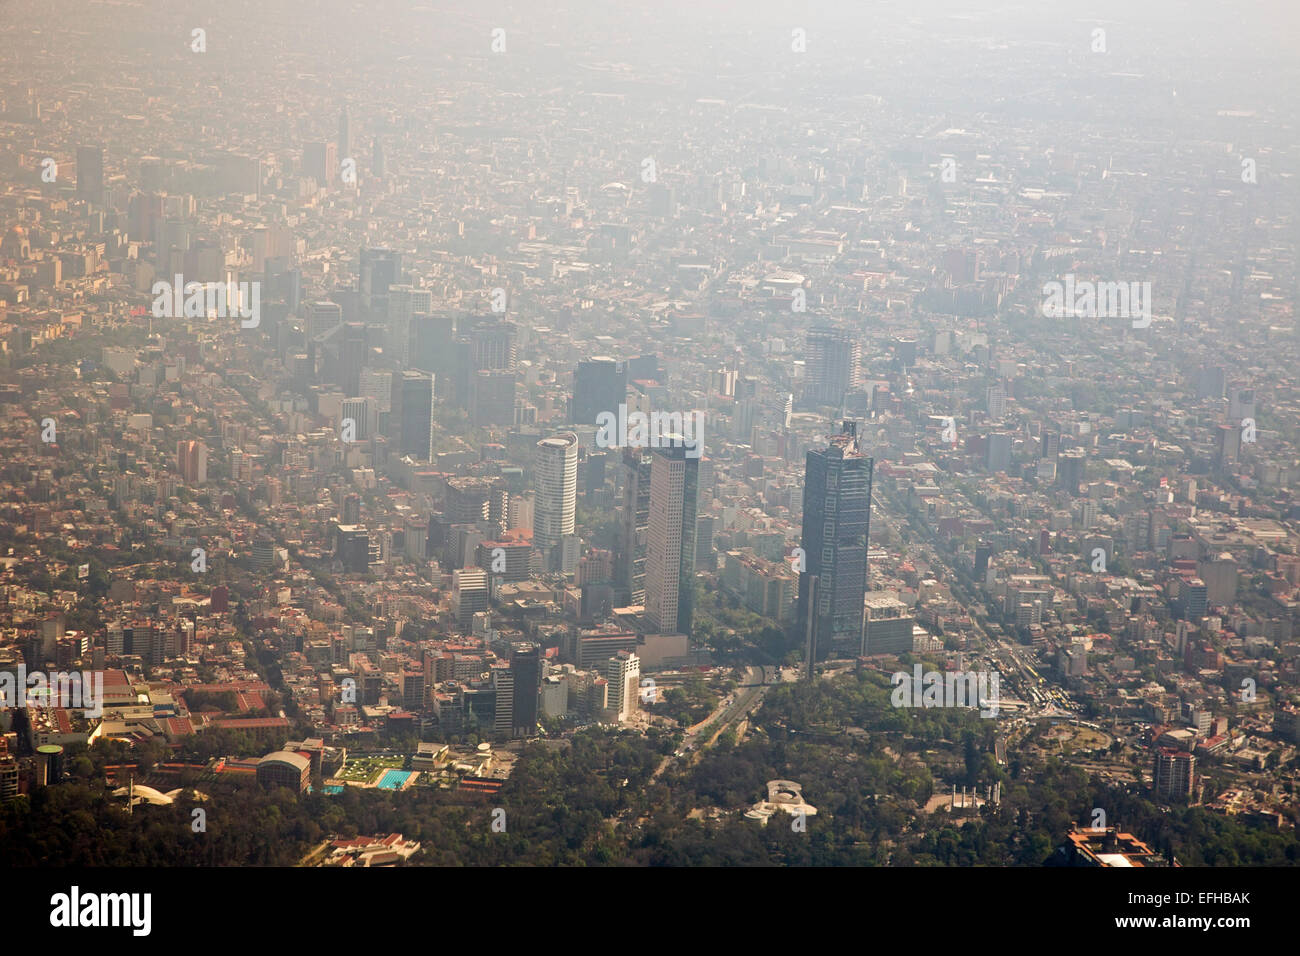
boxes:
[336,755,406,783]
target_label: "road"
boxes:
[648,665,776,784]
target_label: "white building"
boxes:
[604,651,640,722]
[533,433,577,572]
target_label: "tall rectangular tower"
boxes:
[797,421,873,659]
[618,447,653,605]
[803,328,861,408]
[392,370,435,461]
[534,434,578,572]
[645,445,699,635]
[76,146,104,206]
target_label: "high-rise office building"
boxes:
[645,443,699,635]
[468,319,518,370]
[176,440,207,485]
[76,146,104,206]
[1152,748,1195,800]
[446,477,509,536]
[1058,448,1087,495]
[303,141,337,188]
[491,665,514,737]
[387,285,433,367]
[336,322,368,396]
[1215,423,1242,468]
[1180,577,1208,620]
[986,384,1007,419]
[341,397,377,441]
[798,421,873,659]
[0,742,18,802]
[334,524,372,573]
[863,592,915,655]
[372,137,387,177]
[604,651,641,722]
[986,432,1013,473]
[1040,427,1061,460]
[510,643,541,737]
[448,319,518,409]
[470,369,517,426]
[359,368,392,413]
[572,356,626,425]
[452,568,489,629]
[410,311,456,380]
[306,300,343,340]
[802,328,861,408]
[1228,387,1256,422]
[534,433,579,572]
[338,106,351,163]
[392,370,435,461]
[359,246,401,317]
[617,447,653,605]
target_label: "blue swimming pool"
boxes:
[376,769,413,790]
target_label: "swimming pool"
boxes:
[376,769,413,790]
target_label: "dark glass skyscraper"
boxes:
[76,146,104,206]
[359,246,402,317]
[392,370,434,461]
[510,642,541,737]
[618,447,653,605]
[798,421,873,660]
[572,356,626,425]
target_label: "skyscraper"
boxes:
[468,319,518,371]
[1152,748,1195,800]
[341,397,376,441]
[410,311,456,379]
[802,328,862,408]
[986,431,1013,473]
[572,356,626,426]
[617,447,653,605]
[359,246,401,317]
[798,421,873,659]
[76,146,104,206]
[176,440,207,485]
[1058,448,1087,496]
[986,384,1007,419]
[645,443,699,635]
[604,651,641,722]
[392,370,435,461]
[337,106,351,164]
[510,643,541,737]
[306,300,343,340]
[534,434,578,572]
[303,141,337,188]
[469,369,517,426]
[449,319,519,409]
[386,285,433,368]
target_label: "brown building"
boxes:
[256,751,311,793]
